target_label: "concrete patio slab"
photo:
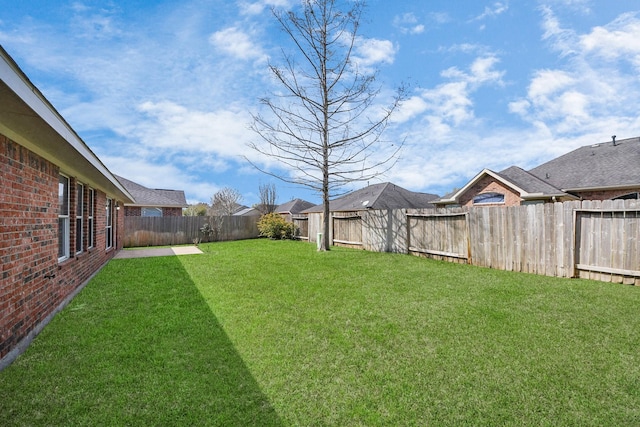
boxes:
[171,246,204,255]
[114,246,203,259]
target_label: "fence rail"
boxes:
[123,215,259,247]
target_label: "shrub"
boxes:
[257,213,297,240]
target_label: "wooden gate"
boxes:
[574,205,640,284]
[332,212,362,248]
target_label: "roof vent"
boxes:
[612,135,617,146]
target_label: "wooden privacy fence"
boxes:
[292,216,309,241]
[302,199,640,285]
[409,200,640,284]
[332,212,362,249]
[123,215,260,247]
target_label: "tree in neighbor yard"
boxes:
[208,187,243,240]
[248,0,405,251]
[255,183,278,215]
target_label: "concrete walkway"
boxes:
[113,246,203,259]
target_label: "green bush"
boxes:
[257,213,298,240]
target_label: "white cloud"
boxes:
[353,36,397,68]
[539,5,579,56]
[239,0,292,16]
[393,96,429,123]
[510,9,640,139]
[393,13,425,35]
[133,101,254,158]
[471,2,509,22]
[579,12,640,67]
[209,26,267,62]
[409,55,504,129]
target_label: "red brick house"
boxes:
[0,47,135,367]
[115,175,187,217]
[434,136,640,207]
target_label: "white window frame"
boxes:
[88,188,95,249]
[106,198,113,250]
[473,192,505,205]
[142,207,163,217]
[76,182,84,255]
[58,174,70,262]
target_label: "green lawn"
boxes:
[1,239,639,426]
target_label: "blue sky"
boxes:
[2,0,640,206]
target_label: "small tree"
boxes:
[257,213,297,239]
[183,203,208,216]
[255,183,278,215]
[209,187,243,240]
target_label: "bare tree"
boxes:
[256,183,278,215]
[209,187,243,240]
[248,0,404,250]
[210,187,243,216]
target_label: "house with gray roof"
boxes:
[303,182,439,213]
[435,136,640,207]
[276,198,315,221]
[115,175,187,217]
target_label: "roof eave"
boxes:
[561,183,640,193]
[0,47,134,203]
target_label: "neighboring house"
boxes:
[303,182,439,213]
[276,198,315,222]
[115,175,187,217]
[209,202,248,216]
[299,182,438,250]
[435,136,640,207]
[0,46,135,366]
[233,207,261,216]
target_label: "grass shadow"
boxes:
[0,256,283,426]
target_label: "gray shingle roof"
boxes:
[496,166,570,197]
[276,199,315,214]
[303,182,438,213]
[115,175,187,207]
[529,136,640,190]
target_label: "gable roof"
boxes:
[0,46,134,203]
[303,182,439,213]
[435,166,573,205]
[115,175,187,208]
[276,198,315,214]
[529,136,640,191]
[496,166,571,198]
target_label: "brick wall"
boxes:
[458,175,523,207]
[162,207,183,217]
[573,188,640,201]
[124,206,141,217]
[0,134,124,361]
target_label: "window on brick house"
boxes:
[473,192,505,205]
[88,188,95,248]
[142,207,162,217]
[58,174,70,261]
[106,198,113,249]
[76,183,84,254]
[614,192,639,200]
